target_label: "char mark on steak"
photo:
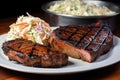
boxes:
[2,39,68,68]
[49,23,113,62]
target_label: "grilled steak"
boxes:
[49,23,113,62]
[2,39,68,67]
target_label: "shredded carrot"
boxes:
[15,22,28,26]
[32,19,39,27]
[41,21,51,31]
[23,34,30,39]
[15,22,28,31]
[40,33,45,40]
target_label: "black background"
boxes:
[0,0,52,18]
[0,0,119,18]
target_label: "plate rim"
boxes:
[0,33,120,75]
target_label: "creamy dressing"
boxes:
[6,13,52,45]
[48,0,115,16]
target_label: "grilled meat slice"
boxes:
[49,23,113,62]
[2,39,68,67]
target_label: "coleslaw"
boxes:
[5,13,52,45]
[48,0,115,16]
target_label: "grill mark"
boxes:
[93,27,110,44]
[74,27,92,47]
[18,40,34,54]
[67,26,90,45]
[55,26,77,40]
[3,39,68,67]
[84,26,104,49]
[29,43,37,58]
[55,24,110,52]
[67,26,79,40]
[86,26,110,52]
[8,39,25,52]
[77,25,103,49]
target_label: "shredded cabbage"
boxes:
[6,13,52,45]
[48,0,115,16]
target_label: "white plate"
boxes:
[0,33,120,75]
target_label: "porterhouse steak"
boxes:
[2,39,68,67]
[49,23,113,62]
